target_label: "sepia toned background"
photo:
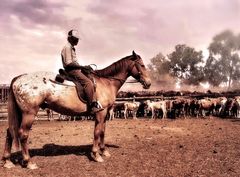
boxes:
[0,0,240,88]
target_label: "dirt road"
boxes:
[0,117,239,177]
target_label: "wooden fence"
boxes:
[1,92,240,121]
[0,103,7,119]
[0,103,59,121]
[0,85,9,103]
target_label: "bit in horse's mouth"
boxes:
[142,81,151,89]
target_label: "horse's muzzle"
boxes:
[141,79,151,89]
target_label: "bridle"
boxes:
[110,57,145,84]
[128,58,146,84]
[91,56,145,85]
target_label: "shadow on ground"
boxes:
[10,143,119,164]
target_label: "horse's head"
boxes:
[129,51,151,89]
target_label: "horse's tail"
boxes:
[8,76,23,149]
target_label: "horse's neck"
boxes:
[96,59,132,92]
[106,71,129,94]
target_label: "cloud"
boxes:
[0,0,240,85]
[81,0,240,67]
[88,0,240,47]
[0,0,76,83]
[0,0,66,28]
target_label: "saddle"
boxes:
[55,66,95,103]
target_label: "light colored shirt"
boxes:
[61,42,77,68]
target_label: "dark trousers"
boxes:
[68,69,96,105]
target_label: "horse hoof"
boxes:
[27,162,38,170]
[3,160,15,169]
[102,150,111,158]
[91,152,104,162]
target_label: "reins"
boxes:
[125,80,139,83]
[88,67,126,84]
[89,59,140,85]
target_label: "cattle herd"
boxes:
[40,90,240,121]
[108,96,240,120]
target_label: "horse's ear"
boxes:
[132,50,136,56]
[132,50,137,60]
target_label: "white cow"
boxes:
[124,101,140,119]
[144,100,167,119]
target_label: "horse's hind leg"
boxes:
[1,128,15,168]
[19,113,37,169]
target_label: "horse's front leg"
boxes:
[99,117,111,158]
[91,109,110,162]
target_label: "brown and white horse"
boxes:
[1,51,151,169]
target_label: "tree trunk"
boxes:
[227,67,233,91]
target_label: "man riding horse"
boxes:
[1,29,151,168]
[61,29,103,113]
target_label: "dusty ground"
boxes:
[0,117,240,177]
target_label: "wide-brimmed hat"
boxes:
[68,29,81,40]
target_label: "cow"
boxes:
[171,98,186,118]
[123,101,140,119]
[109,102,123,120]
[108,106,115,121]
[35,108,54,121]
[197,97,227,117]
[165,99,173,118]
[58,114,93,121]
[46,108,54,121]
[198,98,216,117]
[231,98,240,118]
[222,98,240,118]
[144,100,167,119]
[58,114,71,121]
[189,99,201,117]
[222,98,234,117]
[136,101,147,117]
[108,102,125,120]
[233,96,240,118]
[208,97,227,116]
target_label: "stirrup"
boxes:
[96,101,103,109]
[90,101,104,114]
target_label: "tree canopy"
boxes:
[206,30,240,89]
[147,52,170,82]
[167,44,204,85]
[148,44,204,86]
[148,30,240,90]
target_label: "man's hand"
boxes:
[65,62,81,70]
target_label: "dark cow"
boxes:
[109,102,125,120]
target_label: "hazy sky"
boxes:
[0,0,240,84]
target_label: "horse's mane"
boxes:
[95,55,133,77]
